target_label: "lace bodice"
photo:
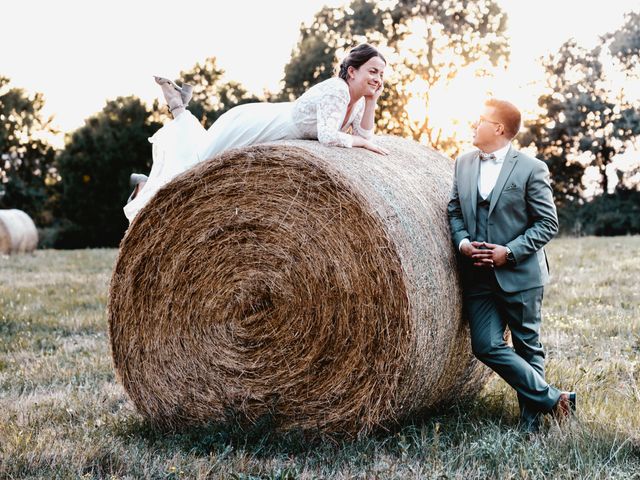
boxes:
[291,77,374,148]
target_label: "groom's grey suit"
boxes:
[448,145,561,429]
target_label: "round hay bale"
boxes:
[0,209,38,255]
[109,136,489,434]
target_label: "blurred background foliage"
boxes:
[1,2,638,247]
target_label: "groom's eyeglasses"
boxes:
[478,115,501,125]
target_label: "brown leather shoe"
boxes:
[552,391,577,422]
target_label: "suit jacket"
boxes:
[447,146,559,293]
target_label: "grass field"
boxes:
[1,237,639,479]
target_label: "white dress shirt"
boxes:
[478,143,511,199]
[459,143,511,251]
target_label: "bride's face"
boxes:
[348,56,386,97]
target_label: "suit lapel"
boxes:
[488,146,519,216]
[468,152,480,220]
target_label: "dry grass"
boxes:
[1,237,639,479]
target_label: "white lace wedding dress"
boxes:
[124,77,374,221]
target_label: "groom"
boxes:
[447,99,576,432]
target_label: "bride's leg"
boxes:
[155,77,186,118]
[128,78,193,197]
[169,105,185,118]
[124,81,200,220]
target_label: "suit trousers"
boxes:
[464,267,560,428]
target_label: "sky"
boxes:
[1,0,638,141]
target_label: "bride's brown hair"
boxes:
[338,44,385,81]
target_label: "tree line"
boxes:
[1,1,638,247]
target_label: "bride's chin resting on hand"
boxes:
[352,135,389,155]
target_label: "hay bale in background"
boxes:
[109,136,489,435]
[0,209,38,255]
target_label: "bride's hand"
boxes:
[366,80,384,102]
[355,138,389,156]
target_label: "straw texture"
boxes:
[0,209,38,255]
[109,136,489,434]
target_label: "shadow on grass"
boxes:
[109,394,517,462]
[85,393,640,478]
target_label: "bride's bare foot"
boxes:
[154,76,185,117]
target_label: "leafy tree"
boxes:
[606,11,640,190]
[167,57,260,127]
[281,0,509,155]
[522,18,640,204]
[282,0,385,99]
[559,187,640,236]
[55,57,258,248]
[56,96,161,247]
[607,11,640,74]
[0,76,57,225]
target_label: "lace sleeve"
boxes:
[350,100,374,140]
[316,86,353,148]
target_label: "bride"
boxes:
[125,43,389,222]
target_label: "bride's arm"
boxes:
[351,100,375,140]
[354,78,383,136]
[316,89,355,148]
[316,82,388,154]
[351,135,388,155]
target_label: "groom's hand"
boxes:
[461,241,494,268]
[479,242,509,267]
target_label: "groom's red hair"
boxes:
[486,99,521,139]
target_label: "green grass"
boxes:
[1,238,639,479]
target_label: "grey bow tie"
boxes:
[479,152,497,162]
